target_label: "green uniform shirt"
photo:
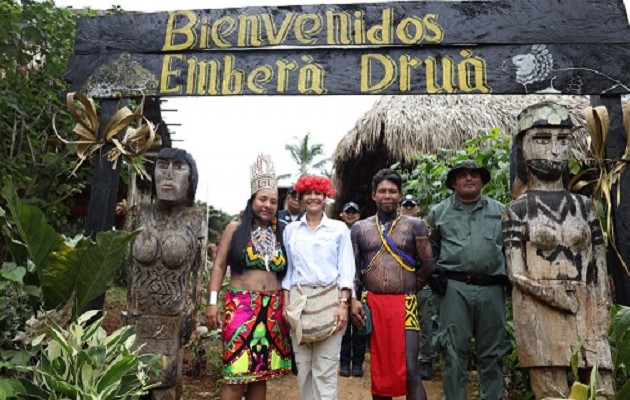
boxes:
[426,195,506,276]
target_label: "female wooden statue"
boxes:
[128,148,207,400]
[503,102,612,399]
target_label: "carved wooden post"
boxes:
[85,99,124,311]
[590,95,630,306]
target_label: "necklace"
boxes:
[251,225,277,271]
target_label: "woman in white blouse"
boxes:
[281,175,356,400]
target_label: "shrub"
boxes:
[1,310,159,399]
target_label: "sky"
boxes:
[52,0,630,214]
[52,0,386,215]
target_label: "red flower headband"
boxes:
[294,175,336,197]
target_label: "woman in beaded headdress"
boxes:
[503,102,613,398]
[206,154,292,400]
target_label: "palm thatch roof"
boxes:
[332,94,591,217]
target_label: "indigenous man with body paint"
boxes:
[350,169,434,400]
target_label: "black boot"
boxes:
[351,363,363,377]
[340,362,351,377]
[419,362,433,380]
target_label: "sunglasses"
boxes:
[344,209,359,214]
[402,203,416,208]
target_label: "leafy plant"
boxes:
[610,305,630,399]
[2,310,159,400]
[394,127,512,214]
[0,0,95,235]
[0,260,41,352]
[1,180,138,323]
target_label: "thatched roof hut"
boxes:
[332,94,591,217]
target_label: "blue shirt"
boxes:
[281,214,355,295]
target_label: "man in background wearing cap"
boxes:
[400,194,420,218]
[426,160,511,400]
[401,194,436,381]
[278,186,304,226]
[338,201,368,377]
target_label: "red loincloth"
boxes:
[367,292,407,397]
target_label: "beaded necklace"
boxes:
[250,225,278,271]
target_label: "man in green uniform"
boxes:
[426,160,511,400]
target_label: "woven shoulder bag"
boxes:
[286,283,338,345]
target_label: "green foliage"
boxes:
[0,0,96,233]
[197,201,234,243]
[610,305,630,398]
[0,203,41,354]
[0,260,40,353]
[395,128,512,214]
[8,310,159,400]
[1,180,138,320]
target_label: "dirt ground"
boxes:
[103,288,458,400]
[180,357,446,400]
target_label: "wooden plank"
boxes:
[84,99,124,313]
[65,43,630,97]
[73,0,630,54]
[590,95,630,306]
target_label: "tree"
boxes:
[281,132,329,179]
[0,0,101,236]
[196,201,234,243]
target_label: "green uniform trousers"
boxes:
[436,280,510,400]
[416,285,437,363]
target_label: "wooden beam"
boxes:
[590,95,630,306]
[65,43,630,98]
[73,0,630,54]
[84,99,125,312]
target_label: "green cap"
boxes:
[446,160,490,190]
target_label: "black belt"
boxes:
[445,270,507,286]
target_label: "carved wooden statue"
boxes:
[503,102,613,399]
[127,148,207,400]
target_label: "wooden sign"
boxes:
[73,0,630,54]
[66,44,630,97]
[66,0,630,97]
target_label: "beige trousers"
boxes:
[290,286,344,400]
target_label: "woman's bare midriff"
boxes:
[229,269,283,291]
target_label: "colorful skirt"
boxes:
[222,288,292,384]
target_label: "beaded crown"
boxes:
[250,153,277,195]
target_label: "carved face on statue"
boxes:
[151,148,198,206]
[522,126,572,181]
[155,158,190,204]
